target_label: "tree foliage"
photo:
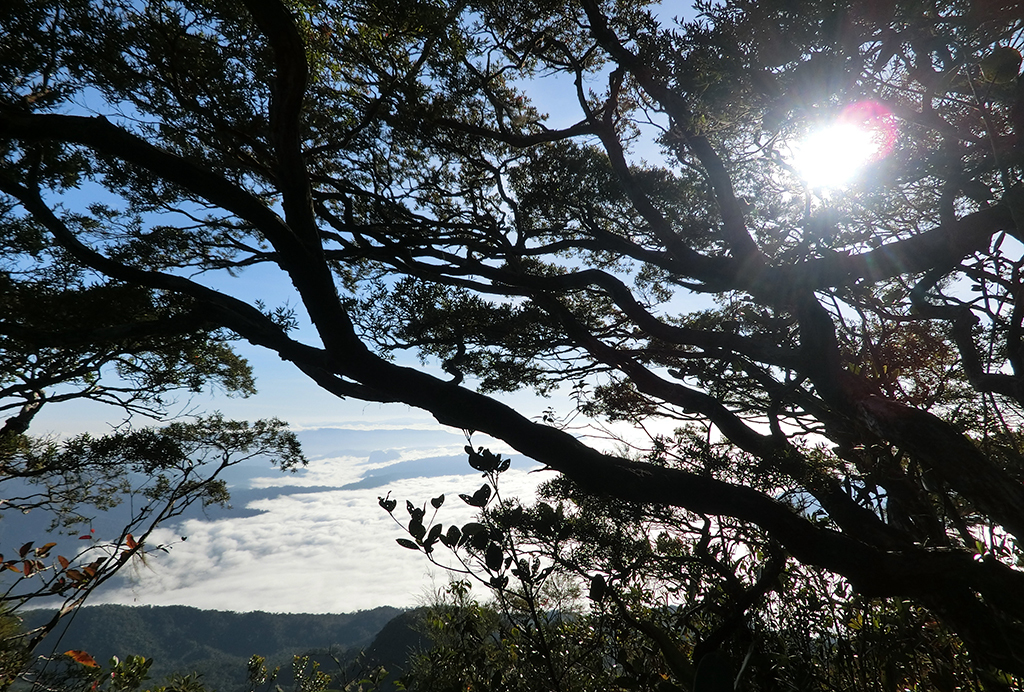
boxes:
[1,416,304,688]
[3,0,1024,682]
[392,440,1017,690]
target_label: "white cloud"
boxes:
[94,457,553,614]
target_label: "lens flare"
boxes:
[791,101,896,189]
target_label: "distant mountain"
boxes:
[283,609,430,692]
[360,608,431,688]
[342,455,484,490]
[18,604,404,691]
[292,427,466,460]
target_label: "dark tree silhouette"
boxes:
[2,0,1024,676]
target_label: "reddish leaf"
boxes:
[58,555,70,569]
[64,650,99,667]
[22,561,34,577]
[19,542,33,558]
[125,534,138,550]
[66,569,86,582]
[34,542,57,557]
[4,562,21,573]
[78,534,93,540]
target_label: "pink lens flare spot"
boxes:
[838,100,897,162]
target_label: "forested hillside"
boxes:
[18,605,405,691]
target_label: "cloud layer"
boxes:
[91,427,549,613]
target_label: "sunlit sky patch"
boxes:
[790,101,897,189]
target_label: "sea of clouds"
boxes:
[86,425,550,613]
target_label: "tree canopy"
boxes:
[3,0,1024,681]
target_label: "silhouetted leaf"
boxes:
[425,523,443,547]
[396,538,421,551]
[444,525,461,547]
[461,522,486,536]
[460,522,489,550]
[485,543,503,572]
[459,484,491,507]
[406,501,424,522]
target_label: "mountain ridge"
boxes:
[18,603,411,691]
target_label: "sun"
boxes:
[790,101,897,190]
[792,122,877,188]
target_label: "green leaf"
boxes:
[980,46,1022,83]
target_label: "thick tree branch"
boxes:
[0,313,215,347]
[771,200,1019,292]
[795,293,1024,543]
[241,0,317,248]
[0,175,340,378]
[0,112,287,238]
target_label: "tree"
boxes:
[0,243,305,686]
[2,0,1024,679]
[1,415,304,689]
[389,437,1013,690]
